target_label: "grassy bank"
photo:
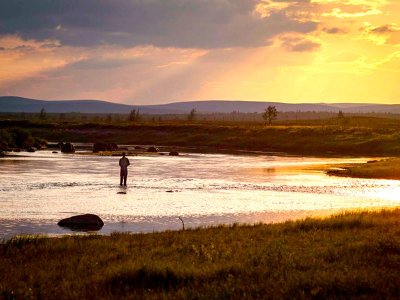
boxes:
[327,158,400,180]
[2,116,400,156]
[1,210,400,299]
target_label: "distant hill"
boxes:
[0,96,399,114]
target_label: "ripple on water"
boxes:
[0,151,399,238]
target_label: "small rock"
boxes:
[27,147,36,152]
[147,146,159,153]
[57,214,104,231]
[52,151,58,154]
[166,190,174,193]
[169,151,179,156]
[117,191,127,194]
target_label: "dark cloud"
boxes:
[280,36,320,52]
[323,27,348,35]
[40,43,61,49]
[0,0,317,49]
[12,45,35,51]
[370,25,398,34]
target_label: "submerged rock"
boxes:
[57,214,104,231]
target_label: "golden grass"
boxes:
[327,158,400,180]
[1,209,400,299]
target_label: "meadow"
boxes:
[2,115,400,156]
[1,209,400,299]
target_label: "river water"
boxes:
[1,150,399,239]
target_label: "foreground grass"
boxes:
[2,210,400,299]
[327,158,400,180]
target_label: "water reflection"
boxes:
[0,151,399,238]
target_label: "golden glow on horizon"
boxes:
[0,0,399,104]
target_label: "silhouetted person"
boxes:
[119,152,130,186]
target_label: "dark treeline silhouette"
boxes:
[2,110,400,124]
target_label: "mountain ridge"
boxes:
[0,96,399,114]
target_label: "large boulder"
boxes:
[60,142,75,153]
[93,142,119,153]
[58,214,104,231]
[147,146,159,153]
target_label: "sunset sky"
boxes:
[0,0,399,104]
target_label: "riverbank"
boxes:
[1,209,400,299]
[327,158,400,180]
[2,117,400,156]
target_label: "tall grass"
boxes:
[1,209,400,299]
[328,158,400,179]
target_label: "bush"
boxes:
[0,129,12,149]
[11,128,34,148]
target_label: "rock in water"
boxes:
[58,214,104,231]
[93,142,119,153]
[147,146,159,153]
[169,151,179,156]
[60,142,75,153]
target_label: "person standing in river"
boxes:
[119,152,130,186]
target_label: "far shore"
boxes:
[326,158,400,180]
[3,117,400,157]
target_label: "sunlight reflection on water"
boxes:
[0,150,399,238]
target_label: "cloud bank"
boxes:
[0,0,317,49]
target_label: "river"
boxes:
[1,150,399,239]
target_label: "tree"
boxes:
[128,109,140,122]
[262,106,278,125]
[188,108,196,121]
[39,108,47,120]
